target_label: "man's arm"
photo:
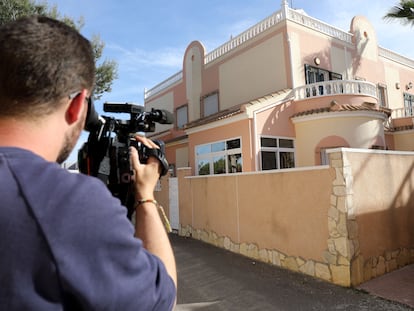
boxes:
[129,138,177,289]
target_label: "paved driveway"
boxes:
[171,234,412,311]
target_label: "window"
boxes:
[260,136,295,170]
[304,65,342,96]
[377,84,388,108]
[404,93,414,117]
[202,92,219,117]
[320,148,329,165]
[305,65,342,84]
[196,138,242,175]
[176,105,188,129]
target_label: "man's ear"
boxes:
[66,89,88,125]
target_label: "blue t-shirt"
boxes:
[0,147,175,310]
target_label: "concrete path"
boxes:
[171,234,413,310]
[358,264,414,309]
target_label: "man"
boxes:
[0,16,176,310]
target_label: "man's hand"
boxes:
[129,135,161,201]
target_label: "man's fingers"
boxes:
[134,135,159,149]
[129,146,140,169]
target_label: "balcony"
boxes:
[391,107,414,119]
[390,108,414,131]
[293,80,377,100]
[291,80,390,120]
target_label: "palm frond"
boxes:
[383,0,414,26]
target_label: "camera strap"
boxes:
[144,148,169,177]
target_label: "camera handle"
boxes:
[135,139,169,177]
[141,147,169,177]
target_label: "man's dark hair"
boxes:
[0,15,95,118]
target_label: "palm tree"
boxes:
[384,0,414,26]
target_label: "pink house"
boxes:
[144,1,414,177]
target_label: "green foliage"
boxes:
[0,0,47,23]
[0,0,118,100]
[384,0,414,26]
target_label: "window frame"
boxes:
[176,104,188,129]
[201,91,219,118]
[304,64,342,84]
[259,136,295,170]
[377,83,388,108]
[195,137,242,175]
[404,92,414,117]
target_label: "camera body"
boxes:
[78,99,173,218]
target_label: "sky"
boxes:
[52,0,413,165]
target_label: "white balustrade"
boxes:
[293,80,377,100]
[287,10,353,43]
[391,107,414,119]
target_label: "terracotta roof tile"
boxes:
[184,105,243,129]
[291,101,392,118]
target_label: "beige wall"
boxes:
[337,149,414,284]
[384,65,401,110]
[163,149,414,287]
[255,100,296,137]
[347,151,414,256]
[219,33,287,108]
[175,146,189,168]
[179,167,332,261]
[393,131,414,151]
[236,169,332,260]
[294,113,386,167]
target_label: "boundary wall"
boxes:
[157,148,414,286]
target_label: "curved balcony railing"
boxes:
[391,107,414,119]
[293,80,377,100]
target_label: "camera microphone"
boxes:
[148,108,174,124]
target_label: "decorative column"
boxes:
[325,149,359,286]
[281,0,289,19]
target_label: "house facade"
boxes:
[144,1,414,177]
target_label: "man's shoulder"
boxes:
[1,147,83,185]
[0,147,110,208]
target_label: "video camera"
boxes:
[78,98,174,219]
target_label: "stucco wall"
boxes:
[342,150,414,284]
[393,130,414,151]
[178,166,333,262]
[220,33,287,108]
[294,113,386,167]
[164,149,414,287]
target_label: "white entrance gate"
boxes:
[169,177,179,231]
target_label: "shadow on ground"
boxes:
[171,234,413,311]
